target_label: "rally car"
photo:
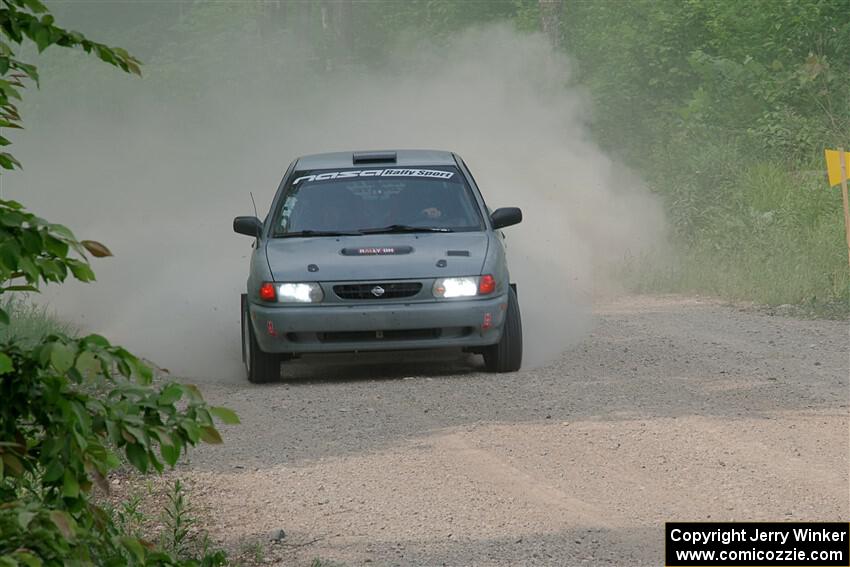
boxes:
[233,150,523,383]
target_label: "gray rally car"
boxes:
[233,150,523,383]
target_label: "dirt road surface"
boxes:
[180,295,849,566]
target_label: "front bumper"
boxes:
[249,294,508,353]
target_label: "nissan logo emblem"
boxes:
[371,285,385,297]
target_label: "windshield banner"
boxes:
[293,169,455,185]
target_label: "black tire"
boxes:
[483,287,523,372]
[242,298,281,384]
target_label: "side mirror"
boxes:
[233,216,263,237]
[490,207,522,230]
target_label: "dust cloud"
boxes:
[5,20,664,378]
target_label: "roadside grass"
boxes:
[236,542,265,565]
[104,473,228,564]
[624,139,850,318]
[308,559,346,567]
[0,296,77,344]
[0,297,233,563]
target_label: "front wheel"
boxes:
[242,297,281,384]
[483,287,523,372]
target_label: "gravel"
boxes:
[178,295,849,566]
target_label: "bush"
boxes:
[0,2,237,564]
[0,199,236,565]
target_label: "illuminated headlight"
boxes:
[277,282,324,303]
[433,277,480,298]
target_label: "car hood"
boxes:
[265,232,489,281]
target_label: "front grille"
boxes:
[318,329,441,343]
[333,282,423,300]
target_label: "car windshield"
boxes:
[271,166,483,236]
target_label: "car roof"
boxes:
[294,149,458,170]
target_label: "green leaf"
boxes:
[0,352,12,374]
[2,453,23,476]
[135,360,153,383]
[49,342,75,372]
[14,551,42,567]
[183,383,203,401]
[16,508,35,530]
[125,443,148,473]
[0,239,21,270]
[199,426,223,444]
[180,420,200,443]
[82,333,110,347]
[34,25,51,52]
[158,383,183,405]
[48,510,76,541]
[18,255,38,282]
[47,223,75,239]
[119,536,145,563]
[66,259,95,282]
[62,469,79,498]
[0,152,21,170]
[43,235,68,258]
[0,308,8,325]
[0,81,22,101]
[23,0,49,13]
[74,350,99,378]
[160,440,180,466]
[17,61,38,82]
[0,211,24,227]
[105,419,121,445]
[123,425,147,448]
[42,459,63,483]
[151,427,173,447]
[210,406,240,425]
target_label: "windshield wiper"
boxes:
[276,230,362,238]
[357,224,454,234]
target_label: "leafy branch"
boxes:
[0,1,235,565]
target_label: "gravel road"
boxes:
[179,295,849,566]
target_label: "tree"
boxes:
[0,1,234,564]
[538,0,562,48]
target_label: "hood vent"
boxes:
[352,151,397,164]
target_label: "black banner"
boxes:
[340,245,413,256]
[666,522,850,566]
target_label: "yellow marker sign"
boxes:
[825,149,850,187]
[825,148,850,268]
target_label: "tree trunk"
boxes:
[332,0,354,62]
[539,0,563,49]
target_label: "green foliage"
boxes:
[562,0,850,162]
[0,248,236,563]
[113,491,145,540]
[160,480,191,557]
[0,199,101,323]
[558,0,850,310]
[329,0,849,310]
[628,149,849,311]
[159,479,224,563]
[0,1,234,565]
[308,559,345,567]
[0,0,140,169]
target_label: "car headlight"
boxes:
[433,275,496,298]
[259,282,324,303]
